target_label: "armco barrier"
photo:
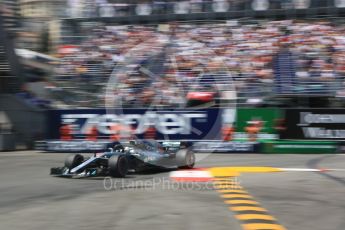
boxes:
[36,139,341,154]
[193,141,259,153]
[35,140,115,153]
[36,140,259,153]
[261,140,339,154]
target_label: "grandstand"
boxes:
[2,0,345,108]
[50,19,345,108]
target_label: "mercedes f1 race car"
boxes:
[50,140,195,178]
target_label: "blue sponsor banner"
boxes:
[47,108,222,140]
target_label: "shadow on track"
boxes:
[307,155,345,186]
[50,168,174,180]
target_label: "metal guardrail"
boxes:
[275,78,342,96]
[63,0,344,20]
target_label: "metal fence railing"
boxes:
[63,0,344,19]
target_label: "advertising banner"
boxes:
[234,108,282,140]
[261,140,338,154]
[47,108,222,141]
[283,109,345,140]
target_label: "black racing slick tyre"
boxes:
[176,149,195,169]
[108,155,129,178]
[64,154,84,169]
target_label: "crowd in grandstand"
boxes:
[53,20,345,108]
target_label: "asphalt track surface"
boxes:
[0,151,345,230]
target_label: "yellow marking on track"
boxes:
[212,178,237,181]
[213,181,239,185]
[221,194,254,199]
[236,214,276,221]
[208,167,282,177]
[213,184,240,187]
[217,189,248,194]
[214,185,242,190]
[225,200,259,205]
[211,174,287,230]
[208,168,240,177]
[217,187,245,191]
[230,206,268,212]
[242,223,287,230]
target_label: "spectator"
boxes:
[51,20,345,108]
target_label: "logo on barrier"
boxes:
[284,109,345,139]
[61,112,209,136]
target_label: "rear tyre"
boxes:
[108,155,129,178]
[176,149,195,169]
[64,154,84,169]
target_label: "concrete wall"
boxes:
[0,94,46,149]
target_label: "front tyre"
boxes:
[176,149,195,169]
[108,155,129,178]
[64,154,84,169]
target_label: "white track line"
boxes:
[278,168,345,172]
[279,168,323,172]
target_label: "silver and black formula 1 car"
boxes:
[50,140,195,178]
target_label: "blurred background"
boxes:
[1,4,345,230]
[1,0,345,150]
